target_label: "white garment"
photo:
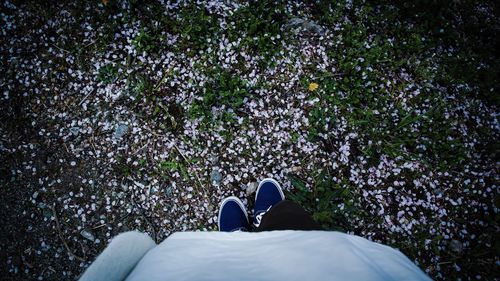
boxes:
[79,231,155,281]
[80,230,431,281]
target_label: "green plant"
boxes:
[172,4,219,55]
[228,1,286,66]
[96,64,118,84]
[189,68,252,119]
[132,30,156,53]
[159,160,189,180]
[286,172,356,231]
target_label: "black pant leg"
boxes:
[255,200,322,231]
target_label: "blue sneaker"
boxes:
[218,196,249,232]
[253,178,285,228]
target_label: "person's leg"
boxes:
[218,196,250,232]
[252,178,322,231]
[255,200,322,231]
[79,231,156,281]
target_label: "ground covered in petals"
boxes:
[1,1,499,280]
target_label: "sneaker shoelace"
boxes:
[253,205,272,228]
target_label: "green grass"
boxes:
[97,64,118,84]
[189,68,252,119]
[287,172,357,231]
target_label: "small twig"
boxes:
[62,143,70,154]
[89,133,98,157]
[78,88,96,107]
[51,43,70,54]
[144,126,207,196]
[133,141,150,155]
[153,70,170,93]
[173,142,207,195]
[79,240,87,260]
[91,224,106,230]
[50,204,86,262]
[311,72,345,80]
[84,41,95,48]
